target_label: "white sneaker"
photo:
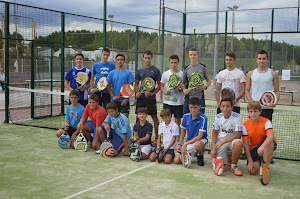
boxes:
[95,149,101,154]
[182,151,192,168]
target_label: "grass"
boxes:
[0,124,300,199]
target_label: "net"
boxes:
[9,87,69,130]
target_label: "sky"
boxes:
[4,0,300,45]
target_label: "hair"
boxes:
[143,50,153,58]
[106,102,118,110]
[136,107,148,114]
[247,101,262,112]
[169,54,179,62]
[102,48,111,53]
[70,89,80,98]
[220,97,233,106]
[75,53,84,59]
[189,47,198,53]
[160,108,171,118]
[89,94,99,103]
[188,97,201,106]
[257,50,268,59]
[225,51,236,60]
[239,65,245,70]
[115,53,125,61]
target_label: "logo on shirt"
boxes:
[69,111,78,121]
[115,122,119,128]
[221,128,234,134]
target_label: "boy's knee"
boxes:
[195,141,204,152]
[233,141,243,150]
[174,156,181,164]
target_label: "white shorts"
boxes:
[175,138,208,158]
[217,139,243,164]
[140,144,152,156]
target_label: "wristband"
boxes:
[177,144,182,146]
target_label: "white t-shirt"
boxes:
[213,111,243,143]
[158,120,180,149]
[161,70,184,106]
[0,73,4,82]
[217,68,246,107]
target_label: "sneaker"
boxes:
[197,154,205,166]
[226,161,232,167]
[88,140,92,148]
[231,165,243,176]
[95,149,101,154]
[270,158,274,164]
[182,151,192,168]
[240,153,247,160]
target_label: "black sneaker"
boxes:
[197,154,205,166]
[270,158,274,164]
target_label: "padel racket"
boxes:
[181,150,192,168]
[58,132,71,149]
[260,91,277,107]
[221,87,236,100]
[74,126,87,151]
[96,76,109,91]
[117,84,134,99]
[156,134,164,163]
[213,156,224,176]
[76,72,88,88]
[140,77,155,94]
[260,156,271,185]
[188,72,205,90]
[168,73,181,90]
[100,129,114,158]
[129,132,141,161]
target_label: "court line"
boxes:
[64,162,155,199]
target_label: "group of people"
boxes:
[56,47,279,178]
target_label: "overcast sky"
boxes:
[5,0,300,45]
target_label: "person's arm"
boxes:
[135,80,141,99]
[106,83,115,99]
[77,117,87,129]
[245,71,253,102]
[235,82,245,104]
[161,82,170,95]
[163,135,176,154]
[216,83,222,108]
[123,133,129,155]
[175,128,186,152]
[89,73,96,94]
[272,70,280,107]
[243,139,255,173]
[257,132,274,156]
[210,129,219,157]
[138,134,151,143]
[64,80,73,91]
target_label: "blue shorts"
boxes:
[85,121,96,138]
[100,126,124,153]
[249,140,277,163]
[152,148,175,157]
[163,103,183,119]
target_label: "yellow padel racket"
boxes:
[74,126,87,152]
[96,76,109,91]
[168,73,181,90]
[76,72,88,88]
[188,72,205,90]
[140,77,155,94]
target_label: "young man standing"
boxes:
[216,51,246,114]
[135,50,161,142]
[106,54,135,118]
[181,48,211,115]
[245,50,280,121]
[160,54,184,127]
[90,48,116,108]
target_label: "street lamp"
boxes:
[108,14,114,49]
[227,5,239,51]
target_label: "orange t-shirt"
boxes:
[82,104,107,127]
[242,116,277,150]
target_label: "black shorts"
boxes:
[114,101,130,114]
[261,109,274,121]
[250,140,277,162]
[163,103,183,119]
[217,106,240,114]
[61,126,77,137]
[136,98,157,116]
[95,92,111,108]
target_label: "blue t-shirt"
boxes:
[104,113,131,140]
[180,111,208,142]
[65,104,85,128]
[65,67,91,100]
[107,68,135,102]
[135,66,161,99]
[133,121,153,145]
[92,61,116,93]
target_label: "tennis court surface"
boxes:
[0,124,299,199]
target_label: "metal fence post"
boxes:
[4,2,9,123]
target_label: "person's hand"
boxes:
[64,125,70,131]
[136,92,142,99]
[121,98,128,106]
[183,89,190,95]
[145,91,153,97]
[247,161,255,173]
[196,85,206,91]
[164,90,171,95]
[104,124,110,132]
[257,145,265,156]
[215,142,222,150]
[175,144,182,152]
[90,88,95,94]
[210,147,216,157]
[112,96,118,101]
[173,87,181,93]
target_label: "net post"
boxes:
[60,12,65,115]
[182,12,186,69]
[270,9,274,68]
[4,2,9,123]
[103,0,107,48]
[134,26,139,101]
[30,41,35,119]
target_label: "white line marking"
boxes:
[64,162,155,199]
